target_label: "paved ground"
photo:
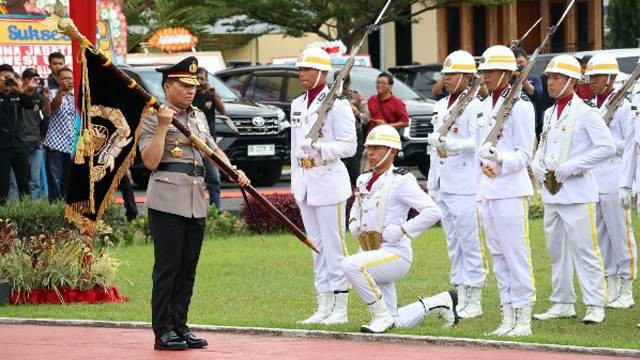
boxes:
[0,324,637,360]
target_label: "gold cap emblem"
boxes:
[189,61,197,74]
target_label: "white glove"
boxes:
[531,160,547,182]
[441,137,461,153]
[382,224,404,244]
[619,188,632,210]
[428,189,439,201]
[555,162,579,183]
[299,137,319,154]
[427,131,443,147]
[348,219,362,238]
[478,142,500,162]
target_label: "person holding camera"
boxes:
[19,68,51,199]
[43,67,75,203]
[192,67,225,210]
[0,64,40,204]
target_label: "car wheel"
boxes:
[247,165,283,187]
[417,157,430,178]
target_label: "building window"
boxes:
[473,6,487,56]
[577,1,589,51]
[550,2,565,52]
[447,7,461,54]
[395,5,413,66]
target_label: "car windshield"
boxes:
[134,68,239,103]
[328,67,425,101]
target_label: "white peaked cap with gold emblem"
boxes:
[442,50,476,74]
[544,54,582,79]
[296,47,332,71]
[477,45,517,71]
[585,53,620,76]
[365,125,401,150]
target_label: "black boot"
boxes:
[154,331,188,350]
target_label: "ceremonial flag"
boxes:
[65,47,150,234]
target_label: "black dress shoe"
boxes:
[154,331,188,350]
[179,331,208,348]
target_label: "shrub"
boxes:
[205,206,247,238]
[529,194,544,220]
[0,229,121,294]
[242,193,303,233]
[0,198,71,237]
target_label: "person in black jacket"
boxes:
[0,64,40,204]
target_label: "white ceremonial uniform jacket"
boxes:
[620,93,640,192]
[533,94,616,204]
[290,85,357,206]
[350,167,442,263]
[591,92,632,194]
[427,92,483,195]
[476,88,535,200]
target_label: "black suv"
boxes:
[388,63,443,100]
[121,65,290,187]
[217,65,435,176]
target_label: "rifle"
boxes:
[307,0,391,142]
[45,16,319,254]
[510,18,542,50]
[434,18,541,158]
[483,0,575,150]
[602,63,640,126]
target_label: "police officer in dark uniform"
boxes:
[138,56,250,351]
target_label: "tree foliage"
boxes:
[122,0,233,53]
[605,0,640,49]
[223,0,514,51]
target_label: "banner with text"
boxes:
[0,17,72,77]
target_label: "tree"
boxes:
[123,0,234,53]
[605,0,640,49]
[223,0,514,52]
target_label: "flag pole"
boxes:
[43,15,318,254]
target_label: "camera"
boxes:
[4,76,17,86]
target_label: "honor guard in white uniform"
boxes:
[586,53,637,309]
[291,48,357,325]
[344,125,456,333]
[475,45,536,336]
[426,50,487,319]
[531,55,615,324]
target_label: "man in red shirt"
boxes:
[366,73,409,136]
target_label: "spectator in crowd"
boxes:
[334,71,369,187]
[575,55,595,100]
[0,64,40,204]
[192,67,225,210]
[366,72,409,136]
[46,52,65,90]
[43,67,75,203]
[20,68,50,199]
[513,48,544,136]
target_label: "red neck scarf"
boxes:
[491,86,507,107]
[448,92,462,108]
[596,88,614,108]
[307,82,326,108]
[556,94,573,119]
[366,171,383,191]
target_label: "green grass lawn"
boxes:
[1,218,639,350]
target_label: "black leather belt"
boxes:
[157,163,205,177]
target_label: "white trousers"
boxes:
[596,193,637,280]
[342,249,411,322]
[438,193,487,288]
[298,200,349,292]
[544,203,607,306]
[480,197,536,308]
